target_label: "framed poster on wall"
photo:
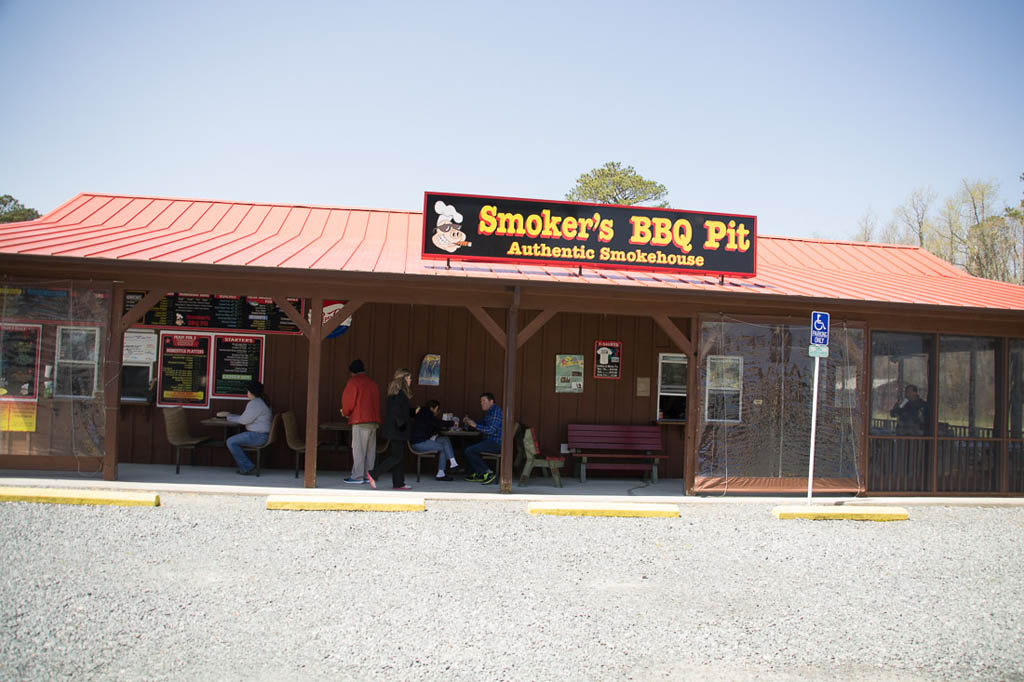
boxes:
[555,354,584,393]
[157,332,212,408]
[212,335,265,399]
[0,323,41,402]
[594,340,622,379]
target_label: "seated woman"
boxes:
[410,399,460,481]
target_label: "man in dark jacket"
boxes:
[890,384,929,435]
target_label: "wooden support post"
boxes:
[468,306,507,349]
[304,297,323,488]
[516,309,556,349]
[271,295,312,338]
[684,316,698,494]
[652,314,694,356]
[499,287,520,493]
[102,284,125,481]
[120,289,165,332]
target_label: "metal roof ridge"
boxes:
[758,233,922,249]
[68,192,422,215]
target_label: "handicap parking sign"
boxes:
[810,311,829,346]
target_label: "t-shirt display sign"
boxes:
[0,324,41,402]
[594,340,622,379]
[125,292,303,335]
[212,335,265,399]
[157,333,211,408]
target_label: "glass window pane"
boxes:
[938,335,996,438]
[56,364,95,397]
[59,328,97,362]
[1009,339,1024,440]
[708,356,741,390]
[870,332,933,436]
[659,354,687,394]
[658,395,687,420]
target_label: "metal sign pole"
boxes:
[807,354,820,503]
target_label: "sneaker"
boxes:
[465,473,484,482]
[237,468,256,476]
[393,484,413,490]
[448,465,466,475]
[366,471,377,489]
[435,474,454,481]
[343,477,363,484]
[481,471,497,485]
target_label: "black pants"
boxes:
[371,439,407,488]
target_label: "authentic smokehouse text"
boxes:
[478,205,750,266]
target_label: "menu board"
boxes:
[213,335,265,399]
[157,333,211,408]
[0,324,41,402]
[125,292,303,334]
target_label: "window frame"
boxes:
[54,325,100,399]
[705,354,743,424]
[656,352,688,422]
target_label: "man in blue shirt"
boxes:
[462,392,502,484]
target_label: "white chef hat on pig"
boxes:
[435,201,463,227]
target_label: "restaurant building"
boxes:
[1,191,1022,495]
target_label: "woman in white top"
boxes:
[217,380,272,475]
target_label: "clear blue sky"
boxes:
[2,0,1021,239]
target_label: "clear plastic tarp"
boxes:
[696,316,863,491]
[0,281,110,471]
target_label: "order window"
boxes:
[55,326,99,398]
[657,353,688,421]
[705,355,742,423]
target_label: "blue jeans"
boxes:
[227,430,268,472]
[410,436,455,474]
[464,439,500,474]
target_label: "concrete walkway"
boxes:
[2,463,1023,506]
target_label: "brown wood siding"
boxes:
[116,304,688,477]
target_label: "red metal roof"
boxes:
[2,192,1023,311]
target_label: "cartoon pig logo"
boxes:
[432,200,473,253]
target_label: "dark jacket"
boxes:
[382,392,414,441]
[411,409,455,444]
[890,397,928,435]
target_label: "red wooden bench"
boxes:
[567,424,666,483]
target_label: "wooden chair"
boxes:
[162,407,212,475]
[516,425,564,487]
[406,441,441,482]
[282,411,306,478]
[240,413,281,477]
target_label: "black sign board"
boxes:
[594,340,622,379]
[213,335,265,398]
[422,192,756,277]
[125,292,303,334]
[0,324,41,402]
[157,333,211,408]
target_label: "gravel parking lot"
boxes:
[1,495,1023,681]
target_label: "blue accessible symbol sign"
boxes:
[810,311,829,346]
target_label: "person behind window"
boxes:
[890,384,928,435]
